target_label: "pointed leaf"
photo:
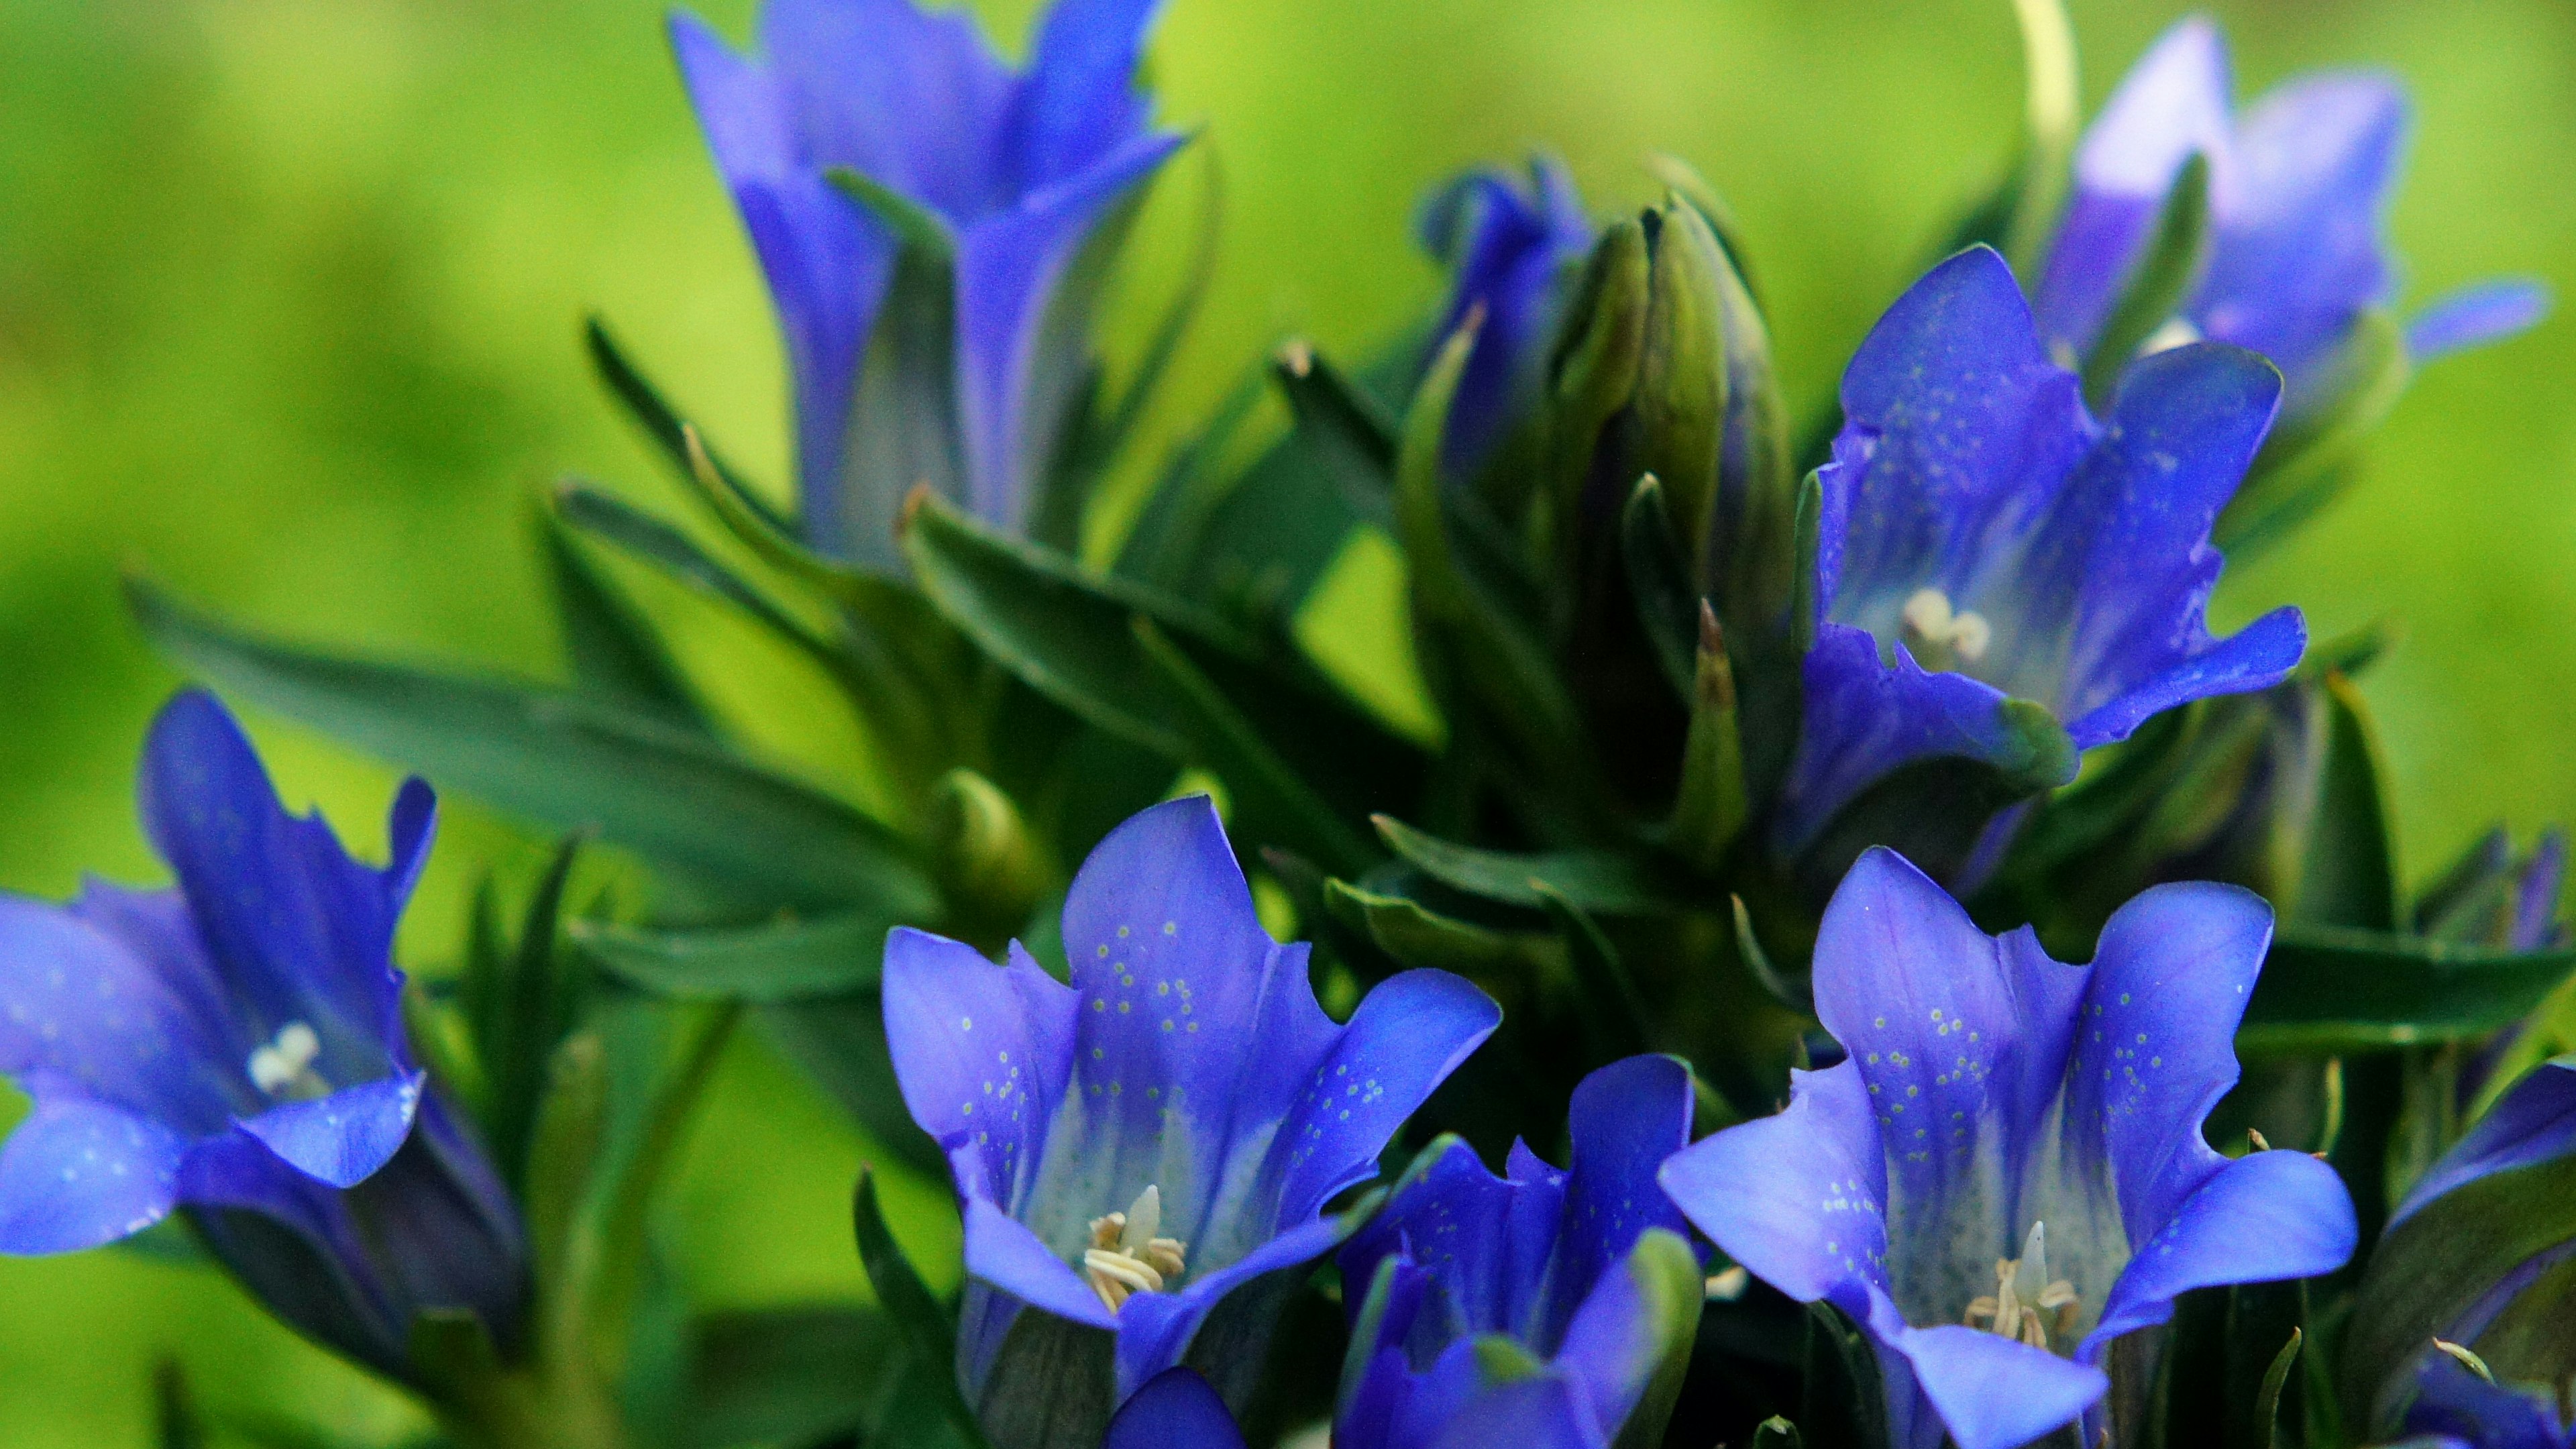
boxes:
[576,913,892,1004]
[2239,926,2576,1054]
[541,506,708,732]
[1371,814,1685,916]
[2082,151,2213,408]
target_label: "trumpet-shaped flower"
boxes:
[883,796,1500,1443]
[1659,849,2356,1449]
[673,0,1184,564]
[1335,1054,1699,1449]
[2033,16,2546,419]
[0,691,525,1380]
[1417,155,1594,473]
[1778,245,2305,860]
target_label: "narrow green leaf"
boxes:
[1621,474,1702,698]
[685,1305,900,1449]
[1544,217,1652,527]
[1373,814,1685,916]
[127,577,938,918]
[2239,925,2576,1053]
[1534,885,1655,1063]
[576,913,892,1004]
[472,835,588,1196]
[2081,151,2212,407]
[1322,879,1561,983]
[1668,603,1748,872]
[1275,339,1399,482]
[853,1169,989,1448]
[2216,310,2412,560]
[584,315,794,537]
[2292,672,2400,932]
[1733,894,1811,1015]
[155,1360,205,1449]
[525,1032,608,1298]
[553,481,843,667]
[2000,0,2081,281]
[2255,1327,2302,1449]
[826,168,956,261]
[540,506,708,733]
[1790,470,1824,656]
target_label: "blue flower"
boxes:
[2033,16,2547,419]
[883,796,1501,1440]
[0,690,525,1380]
[1777,245,2304,863]
[2387,1055,2576,1338]
[1101,1368,1247,1449]
[1334,1054,1699,1449]
[1416,156,1594,474]
[1658,848,2356,1449]
[672,0,1184,564]
[2406,1353,2574,1449]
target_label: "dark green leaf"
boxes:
[1372,814,1686,916]
[1668,603,1749,873]
[1797,1302,1888,1449]
[1322,878,1561,985]
[760,996,945,1176]
[1751,1419,1803,1449]
[553,481,843,668]
[2082,152,2212,408]
[1275,339,1399,485]
[853,1170,988,1448]
[2239,925,2576,1053]
[685,1305,898,1449]
[464,835,588,1195]
[584,316,794,537]
[540,505,708,733]
[2290,673,2399,932]
[128,577,938,918]
[1621,475,1702,699]
[576,913,892,1004]
[1534,885,1655,1067]
[156,1359,205,1449]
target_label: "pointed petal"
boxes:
[2083,1148,2355,1352]
[2409,279,2552,362]
[1819,248,2092,638]
[2036,17,2233,355]
[756,0,1017,220]
[670,11,896,557]
[963,1193,1118,1330]
[1428,160,1593,470]
[134,691,415,1083]
[1425,1372,1605,1449]
[2196,72,2408,400]
[882,929,1077,1210]
[1113,1212,1348,1397]
[2033,343,2285,729]
[1012,0,1161,189]
[235,1071,423,1189]
[1659,1060,1889,1304]
[2061,604,2304,749]
[0,1097,186,1253]
[1339,1138,1554,1346]
[2405,1352,2574,1449]
[1544,1055,1695,1345]
[1103,1366,1246,1449]
[2068,881,2276,1244]
[1551,1230,1699,1442]
[954,130,1183,531]
[1891,1321,2108,1449]
[2390,1059,2576,1230]
[0,894,235,1132]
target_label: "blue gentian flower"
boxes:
[1777,245,2305,861]
[1658,848,2357,1449]
[2387,1055,2576,1332]
[1101,1367,1247,1449]
[883,796,1501,1438]
[1416,155,1594,474]
[672,0,1185,564]
[2033,15,2547,419]
[0,691,526,1380]
[2406,1353,2575,1449]
[1334,1054,1699,1449]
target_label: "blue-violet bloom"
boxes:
[1778,245,2305,861]
[0,690,525,1381]
[2406,1352,2574,1449]
[1660,848,2357,1449]
[1416,155,1594,474]
[1101,1367,1248,1449]
[884,796,1501,1436]
[673,0,1184,564]
[2033,15,2547,420]
[1336,1054,1699,1449]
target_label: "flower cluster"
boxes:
[5,4,2569,1449]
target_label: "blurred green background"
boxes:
[0,0,2565,1439]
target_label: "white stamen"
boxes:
[1085,1185,1188,1313]
[247,1020,325,1097]
[2139,316,2204,357]
[1900,588,1992,665]
[1964,1220,2080,1352]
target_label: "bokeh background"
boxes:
[0,0,2566,1439]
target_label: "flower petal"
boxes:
[2068,881,2276,1246]
[2084,1148,2355,1352]
[1102,1366,1246,1449]
[756,0,1018,221]
[1424,158,1593,471]
[236,1071,423,1189]
[2409,279,2553,362]
[1545,1055,1695,1344]
[1890,1321,2108,1449]
[883,929,1077,1210]
[1114,1212,1350,1399]
[1010,0,1161,191]
[953,129,1184,532]
[134,691,416,1087]
[0,894,235,1132]
[1338,1137,1557,1350]
[0,1097,186,1254]
[2404,1351,2574,1449]
[2061,604,2304,749]
[670,11,898,561]
[2390,1058,2576,1230]
[962,1193,1119,1331]
[1659,1059,1888,1305]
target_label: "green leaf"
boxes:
[2343,1137,2576,1436]
[1544,217,1652,525]
[2082,151,2212,407]
[1751,1418,1803,1449]
[685,1305,899,1449]
[155,1359,205,1449]
[1322,878,1561,985]
[2291,673,2400,932]
[576,913,892,1004]
[1065,147,1225,527]
[584,315,794,538]
[553,481,845,669]
[1610,1230,1707,1449]
[826,168,956,261]
[1668,603,1749,873]
[128,577,938,918]
[759,996,945,1176]
[1534,885,1655,1064]
[1798,1302,1888,1449]
[1621,474,1702,699]
[1999,0,2081,281]
[1633,202,1731,558]
[2239,925,2576,1053]
[463,834,588,1195]
[1275,339,1399,486]
[853,1169,989,1448]
[2255,1327,2302,1449]
[1733,894,1811,1016]
[525,1031,609,1300]
[1372,814,1685,917]
[539,504,708,733]
[2216,310,2412,561]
